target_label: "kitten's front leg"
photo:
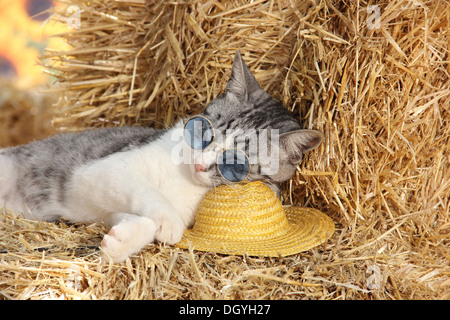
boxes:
[101,213,157,262]
[69,161,186,258]
[150,202,185,245]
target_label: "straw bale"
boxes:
[2,0,449,299]
[0,80,56,147]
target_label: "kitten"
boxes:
[0,51,323,262]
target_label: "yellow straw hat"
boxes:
[176,181,334,257]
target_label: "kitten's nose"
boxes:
[195,164,206,172]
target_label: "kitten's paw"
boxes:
[101,229,129,263]
[154,212,185,245]
[101,215,156,263]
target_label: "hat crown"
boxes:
[193,181,290,241]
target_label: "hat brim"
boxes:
[176,207,335,257]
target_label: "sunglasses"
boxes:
[183,116,251,182]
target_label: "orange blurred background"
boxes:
[0,0,68,146]
[0,0,68,86]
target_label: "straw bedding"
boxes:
[1,0,449,299]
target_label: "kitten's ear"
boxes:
[226,51,261,100]
[280,129,324,164]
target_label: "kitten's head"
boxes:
[189,51,323,192]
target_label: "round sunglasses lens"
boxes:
[184,117,214,150]
[218,149,250,182]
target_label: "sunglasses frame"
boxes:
[183,115,251,183]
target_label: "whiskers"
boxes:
[211,180,220,202]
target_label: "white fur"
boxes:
[0,153,27,215]
[0,123,211,262]
[67,123,210,262]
